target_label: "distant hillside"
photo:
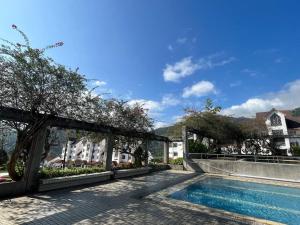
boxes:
[154,125,181,139]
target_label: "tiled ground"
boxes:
[0,171,251,225]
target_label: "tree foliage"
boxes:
[0,25,153,180]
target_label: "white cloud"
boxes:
[222,80,300,117]
[128,94,180,113]
[161,94,181,106]
[127,99,162,113]
[154,121,169,129]
[163,54,235,82]
[94,80,107,86]
[182,81,216,98]
[163,57,199,82]
[172,114,184,123]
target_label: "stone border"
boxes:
[146,174,284,225]
[38,167,153,192]
[114,167,150,179]
[168,164,184,170]
[38,171,113,192]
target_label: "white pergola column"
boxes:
[103,135,114,171]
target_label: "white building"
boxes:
[169,141,183,159]
[61,138,152,166]
[62,139,106,165]
[256,109,300,156]
[168,134,198,159]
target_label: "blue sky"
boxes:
[1,0,300,128]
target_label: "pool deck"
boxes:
[0,170,259,225]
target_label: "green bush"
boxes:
[151,158,163,164]
[188,140,209,153]
[39,167,105,179]
[115,162,135,170]
[169,157,183,165]
[149,163,170,171]
[292,145,300,156]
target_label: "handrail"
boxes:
[189,153,300,163]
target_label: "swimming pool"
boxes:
[170,177,300,225]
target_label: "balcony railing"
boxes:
[189,153,300,164]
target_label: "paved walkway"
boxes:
[0,171,250,225]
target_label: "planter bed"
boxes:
[149,164,170,172]
[169,164,184,170]
[38,171,113,192]
[114,167,150,179]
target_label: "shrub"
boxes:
[117,162,135,170]
[149,163,170,171]
[39,167,105,179]
[292,145,300,156]
[151,158,163,164]
[188,140,209,153]
[169,157,183,165]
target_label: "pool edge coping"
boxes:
[145,174,285,225]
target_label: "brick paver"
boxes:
[0,171,250,225]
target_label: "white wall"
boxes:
[169,141,183,159]
[265,111,291,155]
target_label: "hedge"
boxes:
[39,167,105,179]
[169,157,183,165]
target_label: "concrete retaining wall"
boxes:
[188,159,300,181]
[1,167,154,196]
[168,164,184,170]
[0,181,26,198]
[38,171,113,192]
[114,167,150,179]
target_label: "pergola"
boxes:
[0,106,170,196]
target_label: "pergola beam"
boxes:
[0,106,169,142]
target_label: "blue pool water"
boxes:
[170,177,300,225]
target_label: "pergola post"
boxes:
[182,126,189,170]
[163,141,169,164]
[24,127,48,192]
[103,135,113,171]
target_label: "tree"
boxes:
[0,122,10,166]
[169,98,246,153]
[0,25,101,180]
[0,149,8,167]
[106,100,153,166]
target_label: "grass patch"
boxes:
[39,167,106,179]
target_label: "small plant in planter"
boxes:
[39,167,105,179]
[169,157,183,165]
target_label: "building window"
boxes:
[272,130,283,136]
[270,113,282,126]
[122,155,126,160]
[173,143,178,147]
[173,152,178,157]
